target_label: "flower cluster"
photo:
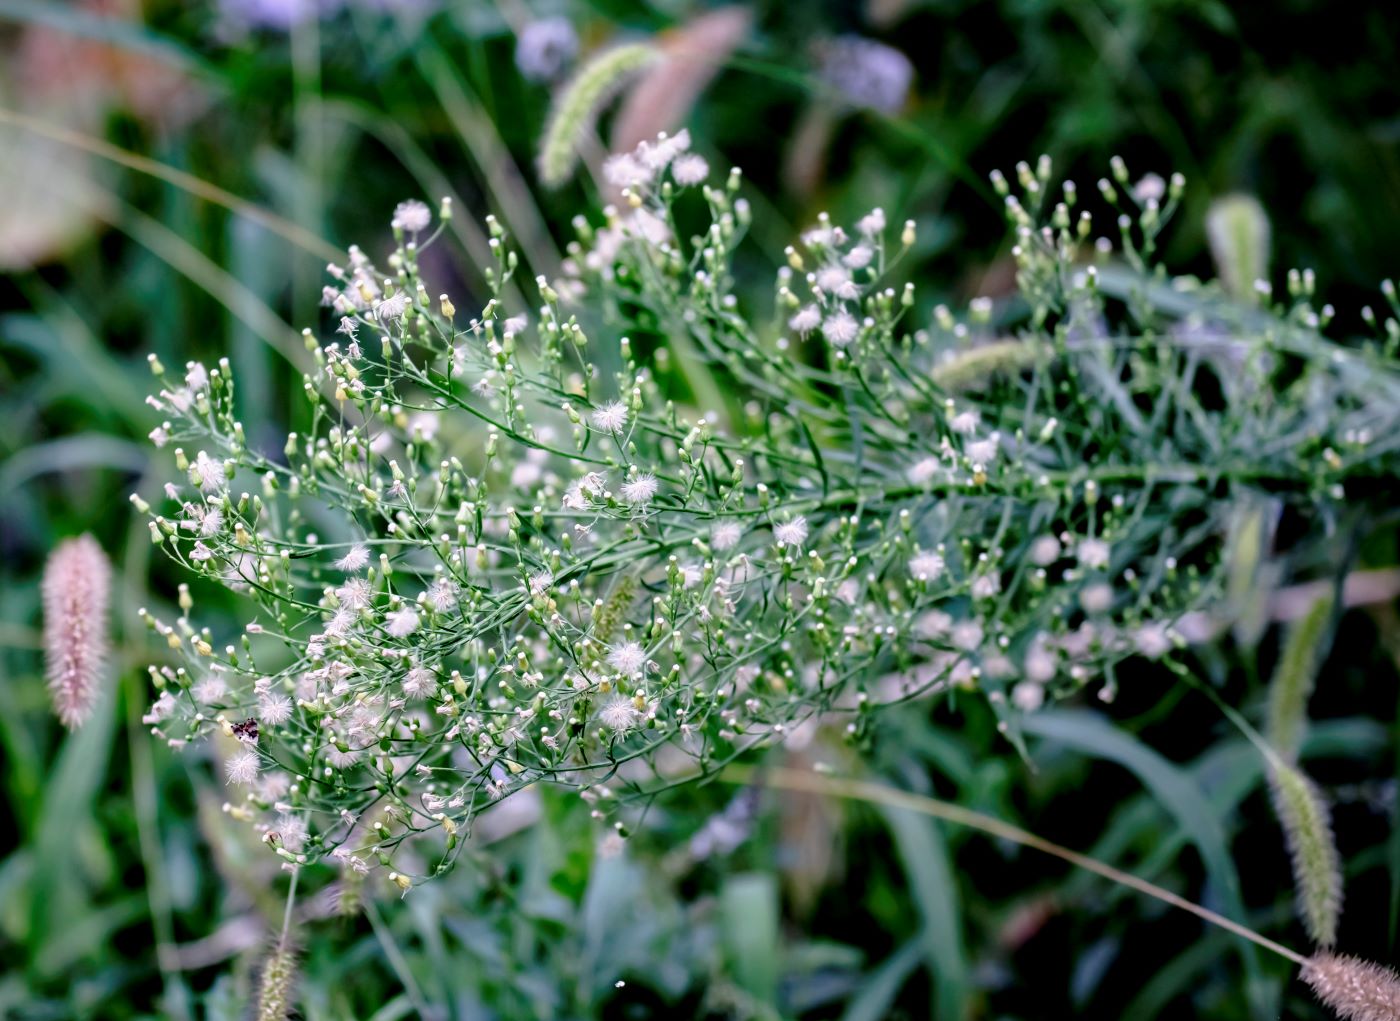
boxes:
[136,141,1400,892]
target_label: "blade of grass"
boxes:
[0,107,343,264]
[838,934,923,1021]
[878,802,970,1019]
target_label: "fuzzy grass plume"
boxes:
[1267,590,1334,761]
[1271,763,1344,947]
[1303,953,1400,1021]
[255,939,299,1021]
[537,42,659,188]
[42,533,111,728]
[1206,193,1271,301]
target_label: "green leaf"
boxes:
[1023,710,1274,1019]
[839,935,923,1021]
[878,803,970,1020]
[720,872,781,1009]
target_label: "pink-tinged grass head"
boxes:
[1304,953,1400,1021]
[42,533,112,729]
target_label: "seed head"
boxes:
[42,534,112,729]
[1303,953,1400,1021]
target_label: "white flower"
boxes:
[951,620,984,651]
[336,577,372,609]
[562,479,596,510]
[1029,536,1061,566]
[1076,538,1111,571]
[857,208,886,236]
[591,401,629,432]
[915,610,952,638]
[1060,623,1098,659]
[822,312,859,347]
[185,362,209,392]
[710,521,743,551]
[1133,623,1172,659]
[773,517,809,548]
[142,691,176,725]
[375,294,410,323]
[907,457,941,485]
[1080,583,1114,614]
[190,541,215,562]
[191,451,226,493]
[427,579,458,613]
[816,266,854,296]
[336,544,370,572]
[198,508,224,537]
[193,676,228,704]
[909,550,945,582]
[967,435,1000,464]
[409,412,440,440]
[258,692,294,725]
[273,813,308,852]
[597,696,640,732]
[949,410,980,435]
[149,424,169,447]
[386,607,420,637]
[509,459,540,487]
[789,306,822,335]
[671,153,709,186]
[1133,173,1166,203]
[403,666,436,698]
[604,153,652,190]
[225,750,260,785]
[637,129,690,170]
[971,573,1001,599]
[529,571,553,596]
[843,245,874,269]
[1012,681,1045,712]
[324,606,357,637]
[1025,635,1057,683]
[391,200,432,233]
[607,641,648,675]
[620,473,658,506]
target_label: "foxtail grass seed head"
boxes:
[255,941,299,1021]
[537,42,659,188]
[1267,590,1334,762]
[1303,953,1400,1021]
[1271,764,1344,948]
[138,152,1400,895]
[43,534,112,729]
[1206,193,1271,301]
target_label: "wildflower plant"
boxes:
[135,137,1400,909]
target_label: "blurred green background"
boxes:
[2,1,1398,1018]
